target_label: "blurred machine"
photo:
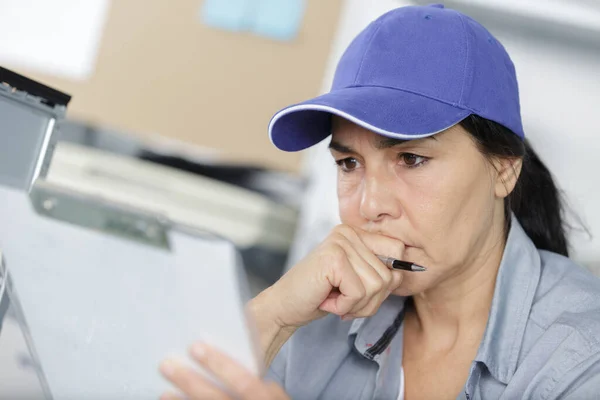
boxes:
[46,139,298,287]
[0,67,265,399]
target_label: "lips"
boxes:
[376,232,417,249]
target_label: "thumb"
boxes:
[318,290,341,314]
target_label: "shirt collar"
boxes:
[347,215,542,384]
[348,295,406,359]
[473,215,541,383]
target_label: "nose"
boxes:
[359,172,402,222]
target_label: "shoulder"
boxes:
[522,251,600,398]
[531,250,600,329]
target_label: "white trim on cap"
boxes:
[268,104,465,146]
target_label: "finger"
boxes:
[351,228,406,291]
[352,227,407,261]
[334,283,389,319]
[333,229,405,314]
[331,229,404,318]
[160,359,230,400]
[390,268,404,291]
[319,247,366,316]
[332,244,392,316]
[160,391,185,400]
[341,286,390,320]
[332,236,383,311]
[190,343,271,400]
[354,287,392,318]
[334,226,396,290]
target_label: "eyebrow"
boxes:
[329,135,436,154]
[328,141,355,154]
[375,137,409,150]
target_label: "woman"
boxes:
[159,5,600,399]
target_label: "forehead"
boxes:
[330,116,469,148]
[331,116,370,137]
[331,118,400,148]
[331,117,428,148]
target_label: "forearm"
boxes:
[247,287,297,369]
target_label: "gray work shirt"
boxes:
[266,218,600,399]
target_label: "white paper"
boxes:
[0,187,260,399]
[0,0,110,80]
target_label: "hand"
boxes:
[262,224,406,329]
[159,342,289,400]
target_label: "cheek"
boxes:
[395,165,450,229]
[406,157,495,261]
[337,174,363,224]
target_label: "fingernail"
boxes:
[160,391,182,400]
[159,359,176,377]
[341,315,353,321]
[191,342,207,359]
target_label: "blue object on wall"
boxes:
[201,0,252,32]
[250,0,306,41]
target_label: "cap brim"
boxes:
[269,86,472,152]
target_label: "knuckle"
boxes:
[367,275,385,293]
[353,284,367,300]
[330,232,348,247]
[381,269,393,284]
[364,284,377,299]
[393,271,404,285]
[333,224,356,238]
[325,229,349,250]
[362,304,381,318]
[365,307,379,317]
[375,279,386,292]
[339,304,354,316]
[319,243,346,267]
[355,308,375,318]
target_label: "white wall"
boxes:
[288,0,600,273]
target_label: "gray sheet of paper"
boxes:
[0,185,260,399]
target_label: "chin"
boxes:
[391,283,425,297]
[391,273,435,297]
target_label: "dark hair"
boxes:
[459,115,570,256]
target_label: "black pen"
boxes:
[376,255,427,272]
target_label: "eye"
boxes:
[400,153,428,168]
[335,157,361,172]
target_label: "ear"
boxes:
[492,157,523,199]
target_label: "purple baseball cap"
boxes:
[268,4,524,152]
